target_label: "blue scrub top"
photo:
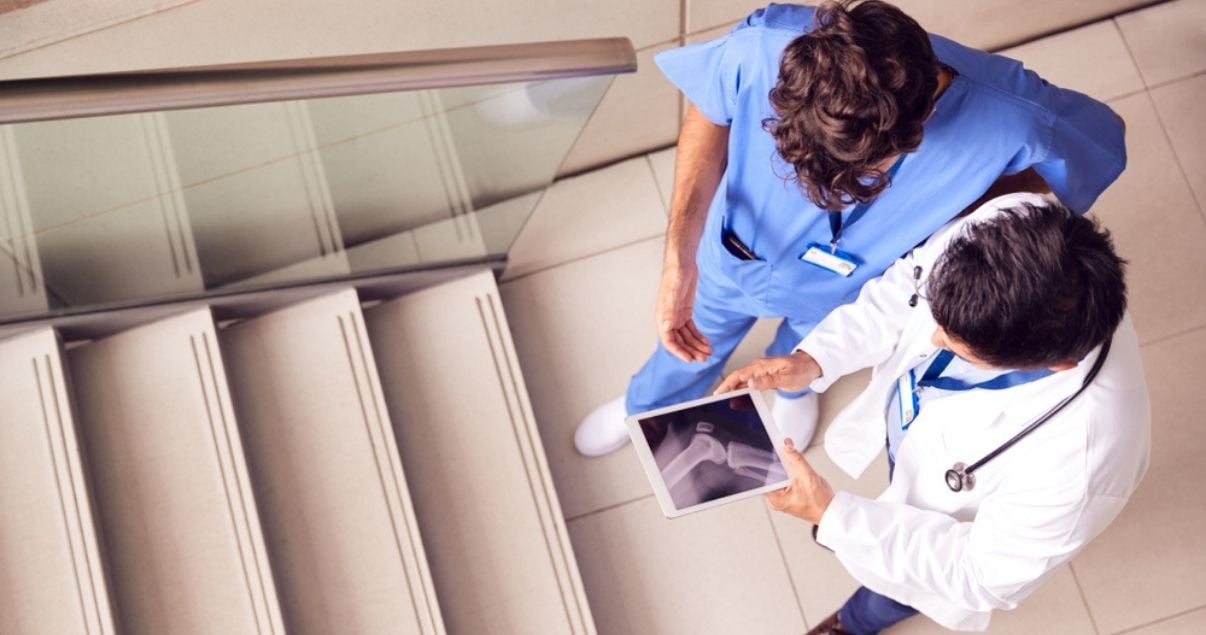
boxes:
[654,4,1126,324]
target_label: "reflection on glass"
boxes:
[0,74,613,321]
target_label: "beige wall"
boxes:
[0,0,1157,176]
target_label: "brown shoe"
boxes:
[806,611,853,635]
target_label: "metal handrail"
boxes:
[0,37,636,124]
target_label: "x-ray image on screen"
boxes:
[638,393,787,510]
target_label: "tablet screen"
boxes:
[635,393,788,511]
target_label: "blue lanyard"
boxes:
[917,350,1054,391]
[827,154,908,247]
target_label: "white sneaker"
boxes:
[574,395,631,457]
[771,391,820,448]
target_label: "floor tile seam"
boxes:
[1111,16,1154,88]
[1138,322,1206,349]
[556,138,679,181]
[1068,562,1103,635]
[27,194,165,237]
[29,118,485,237]
[1141,88,1206,227]
[637,36,680,53]
[1144,67,1206,93]
[499,232,665,285]
[314,80,618,152]
[761,503,810,631]
[168,102,504,193]
[494,186,551,275]
[24,148,310,237]
[0,0,204,65]
[26,100,559,236]
[644,154,671,218]
[1108,86,1152,104]
[1108,601,1206,635]
[563,493,655,523]
[677,0,687,45]
[984,0,1172,53]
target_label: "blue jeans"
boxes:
[836,456,918,634]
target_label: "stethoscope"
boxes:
[908,264,1114,493]
[943,337,1110,492]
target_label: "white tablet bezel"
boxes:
[625,388,789,519]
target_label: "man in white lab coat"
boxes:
[716,192,1150,633]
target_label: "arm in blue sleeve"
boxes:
[1024,85,1127,213]
[654,36,738,126]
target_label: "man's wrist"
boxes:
[813,491,852,551]
[810,489,835,525]
[791,349,823,380]
[663,249,697,275]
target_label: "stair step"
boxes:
[0,328,114,634]
[219,288,444,635]
[365,270,595,635]
[66,308,283,634]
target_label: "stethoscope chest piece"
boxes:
[945,462,976,492]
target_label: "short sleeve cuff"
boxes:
[654,40,734,126]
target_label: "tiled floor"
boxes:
[499,2,1206,633]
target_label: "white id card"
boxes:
[897,371,919,428]
[800,242,860,277]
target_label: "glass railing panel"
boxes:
[0,70,615,323]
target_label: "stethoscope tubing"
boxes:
[944,336,1112,493]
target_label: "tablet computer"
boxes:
[626,389,790,518]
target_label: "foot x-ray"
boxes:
[638,394,787,510]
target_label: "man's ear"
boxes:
[1049,360,1079,372]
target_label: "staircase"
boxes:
[0,38,636,635]
[1,270,594,634]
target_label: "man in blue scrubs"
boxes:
[574,0,1126,456]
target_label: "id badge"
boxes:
[800,242,860,277]
[897,371,919,429]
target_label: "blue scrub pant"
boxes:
[624,265,816,414]
[838,587,919,634]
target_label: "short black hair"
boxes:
[927,202,1127,369]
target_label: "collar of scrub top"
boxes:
[917,349,1055,391]
[827,153,909,251]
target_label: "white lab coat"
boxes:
[800,193,1151,631]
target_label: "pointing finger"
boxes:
[713,374,738,395]
[715,365,755,395]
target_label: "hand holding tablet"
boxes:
[765,438,835,525]
[626,389,792,518]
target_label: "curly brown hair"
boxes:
[763,0,941,211]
